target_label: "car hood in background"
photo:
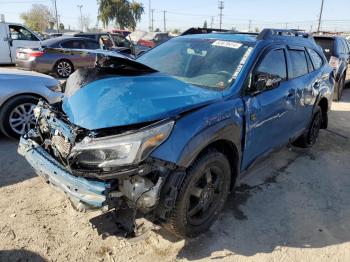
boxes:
[0,68,59,87]
[62,72,222,130]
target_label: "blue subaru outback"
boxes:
[18,29,334,238]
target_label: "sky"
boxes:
[1,0,350,32]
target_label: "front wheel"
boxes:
[163,150,231,238]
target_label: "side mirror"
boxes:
[252,73,281,95]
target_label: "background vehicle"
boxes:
[111,33,150,56]
[137,32,171,48]
[19,29,333,239]
[16,37,101,78]
[314,35,350,101]
[0,69,61,139]
[111,29,131,37]
[72,32,115,50]
[0,21,41,64]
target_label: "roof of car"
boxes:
[41,36,98,46]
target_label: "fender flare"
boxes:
[176,118,242,169]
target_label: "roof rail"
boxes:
[257,28,312,40]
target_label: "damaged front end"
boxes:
[18,100,176,213]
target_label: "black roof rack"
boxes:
[257,28,312,40]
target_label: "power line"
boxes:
[218,1,224,29]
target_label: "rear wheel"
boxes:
[0,95,39,139]
[55,60,74,78]
[163,150,231,238]
[293,106,322,148]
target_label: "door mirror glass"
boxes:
[252,73,281,94]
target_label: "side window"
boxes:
[87,40,100,50]
[342,39,349,53]
[337,39,346,54]
[256,49,287,80]
[9,25,39,41]
[61,40,83,49]
[307,48,324,70]
[289,50,308,78]
[100,35,114,48]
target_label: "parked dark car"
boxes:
[19,29,333,238]
[16,37,101,78]
[314,35,350,101]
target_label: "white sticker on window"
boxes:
[212,40,243,49]
[231,47,253,80]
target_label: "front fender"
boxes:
[151,98,244,168]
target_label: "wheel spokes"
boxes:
[205,169,212,184]
[188,202,203,216]
[191,186,203,198]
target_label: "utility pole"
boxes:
[163,11,167,32]
[218,1,224,29]
[210,16,214,29]
[285,23,288,29]
[317,0,325,33]
[248,20,252,32]
[77,5,83,32]
[151,9,155,31]
[53,0,59,33]
[148,0,151,32]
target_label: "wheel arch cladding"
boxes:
[151,99,243,188]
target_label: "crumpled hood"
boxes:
[62,72,222,130]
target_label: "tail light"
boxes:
[29,50,44,57]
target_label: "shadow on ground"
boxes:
[0,133,35,187]
[90,90,350,260]
[0,249,46,262]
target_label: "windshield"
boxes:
[137,37,254,89]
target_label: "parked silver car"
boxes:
[0,69,62,138]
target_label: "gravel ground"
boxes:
[0,89,350,262]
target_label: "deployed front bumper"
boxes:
[18,136,109,210]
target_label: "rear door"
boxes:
[0,23,11,63]
[8,24,41,62]
[286,46,318,134]
[242,46,297,170]
[60,39,96,68]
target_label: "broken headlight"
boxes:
[71,121,174,169]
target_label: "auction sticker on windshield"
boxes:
[212,40,243,49]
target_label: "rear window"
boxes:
[307,48,324,70]
[314,38,334,60]
[289,50,308,78]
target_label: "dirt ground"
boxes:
[0,89,350,262]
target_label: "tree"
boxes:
[20,4,54,32]
[97,0,144,30]
[59,23,65,30]
[254,27,260,33]
[203,20,208,28]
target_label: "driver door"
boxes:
[9,25,41,62]
[241,46,297,170]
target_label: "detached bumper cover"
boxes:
[18,137,109,208]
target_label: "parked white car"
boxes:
[0,69,62,138]
[0,21,41,64]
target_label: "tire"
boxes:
[54,59,74,78]
[163,150,231,238]
[0,95,39,139]
[293,106,322,148]
[333,75,345,101]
